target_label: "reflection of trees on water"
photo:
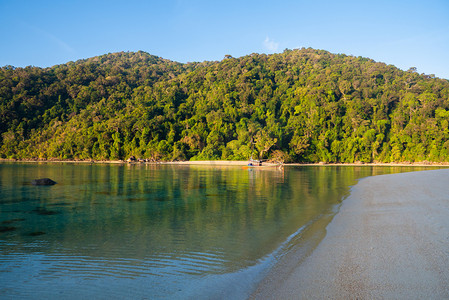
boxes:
[0,163,436,274]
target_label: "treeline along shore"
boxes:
[1,48,449,163]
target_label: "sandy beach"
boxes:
[2,158,449,168]
[252,169,449,299]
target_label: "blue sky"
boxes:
[1,0,448,79]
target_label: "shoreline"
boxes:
[251,169,449,299]
[1,159,449,168]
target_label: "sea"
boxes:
[0,162,432,299]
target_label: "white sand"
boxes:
[252,169,449,299]
[162,160,249,166]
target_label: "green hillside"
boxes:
[1,48,449,163]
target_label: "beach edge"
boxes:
[251,168,449,299]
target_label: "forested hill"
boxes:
[1,48,449,163]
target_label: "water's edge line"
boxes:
[1,159,449,168]
[247,172,377,299]
[248,167,441,298]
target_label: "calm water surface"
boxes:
[0,163,433,299]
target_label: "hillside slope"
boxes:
[1,48,449,162]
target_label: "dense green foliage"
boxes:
[1,49,449,162]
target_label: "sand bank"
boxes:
[2,158,449,167]
[162,160,250,166]
[252,169,449,299]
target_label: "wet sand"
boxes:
[252,169,449,299]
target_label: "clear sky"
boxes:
[1,0,448,79]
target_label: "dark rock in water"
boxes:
[27,231,46,236]
[31,178,57,186]
[125,197,147,202]
[48,202,70,207]
[0,226,17,233]
[1,218,26,225]
[32,207,60,215]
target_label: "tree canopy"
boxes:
[1,48,449,163]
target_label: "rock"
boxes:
[31,178,57,186]
[127,156,136,163]
[0,226,17,233]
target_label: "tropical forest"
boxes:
[1,48,449,163]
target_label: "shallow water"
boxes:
[0,163,434,299]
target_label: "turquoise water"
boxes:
[0,163,432,299]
